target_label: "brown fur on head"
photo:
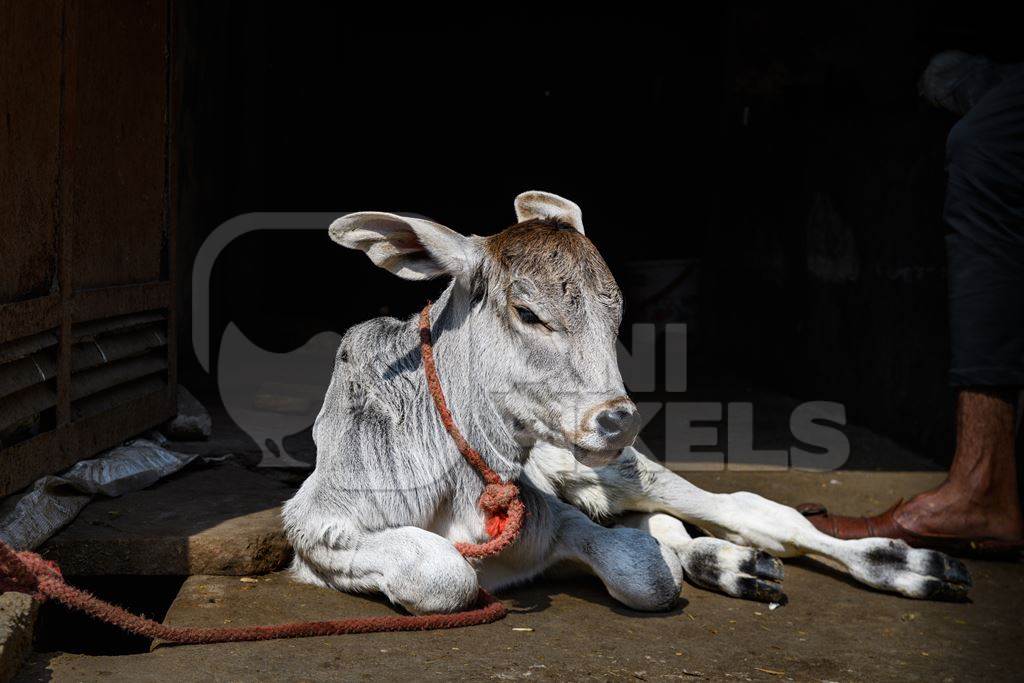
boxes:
[485,218,622,334]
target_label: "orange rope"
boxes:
[418,303,526,558]
[0,301,525,644]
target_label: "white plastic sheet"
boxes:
[0,436,198,550]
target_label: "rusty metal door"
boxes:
[0,0,177,496]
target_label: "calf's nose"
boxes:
[594,402,641,446]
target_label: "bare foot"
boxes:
[893,389,1023,542]
[801,389,1023,546]
[893,479,1024,541]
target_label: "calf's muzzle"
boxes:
[580,397,640,451]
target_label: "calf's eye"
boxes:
[515,306,543,325]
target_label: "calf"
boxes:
[283,192,970,614]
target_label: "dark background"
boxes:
[175,3,1023,467]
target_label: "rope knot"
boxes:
[0,543,62,601]
[479,482,518,514]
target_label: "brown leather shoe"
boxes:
[796,500,1024,558]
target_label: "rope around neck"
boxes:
[417,303,526,556]
[0,301,525,644]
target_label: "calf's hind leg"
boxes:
[616,512,786,603]
[288,522,480,614]
[534,499,684,611]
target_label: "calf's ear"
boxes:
[514,191,585,234]
[328,212,479,281]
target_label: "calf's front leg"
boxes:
[537,445,970,600]
[286,519,481,614]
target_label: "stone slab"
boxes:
[18,554,1024,682]
[681,469,948,515]
[39,462,293,576]
[17,470,1024,682]
[0,593,37,683]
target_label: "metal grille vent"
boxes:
[70,310,169,422]
[0,330,60,449]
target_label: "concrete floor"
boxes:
[14,469,1024,682]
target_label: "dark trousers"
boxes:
[945,71,1024,388]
